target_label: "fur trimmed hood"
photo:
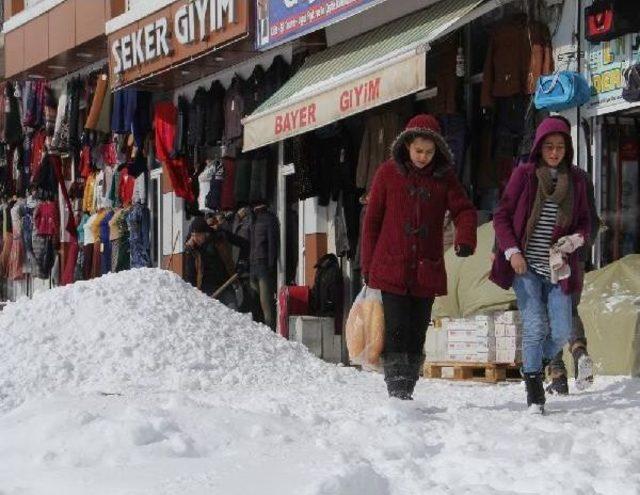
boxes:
[391,114,455,179]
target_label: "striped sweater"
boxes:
[525,199,558,279]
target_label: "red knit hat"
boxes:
[404,114,441,134]
[391,114,453,174]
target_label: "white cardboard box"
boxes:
[448,340,495,353]
[447,350,495,363]
[494,310,521,324]
[496,348,522,363]
[445,322,495,336]
[495,323,521,337]
[495,336,521,350]
[448,329,495,342]
[425,325,448,362]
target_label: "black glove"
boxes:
[455,244,474,258]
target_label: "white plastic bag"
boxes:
[345,285,385,370]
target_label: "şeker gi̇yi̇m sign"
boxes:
[109,0,248,88]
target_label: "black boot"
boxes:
[384,353,413,400]
[546,370,569,395]
[524,372,546,414]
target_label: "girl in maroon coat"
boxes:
[361,114,477,400]
[491,117,591,413]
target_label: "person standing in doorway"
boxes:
[491,117,591,413]
[361,114,477,400]
[249,203,279,330]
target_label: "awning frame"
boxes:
[243,0,514,129]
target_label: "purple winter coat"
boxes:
[490,118,591,295]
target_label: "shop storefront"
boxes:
[581,20,640,268]
[104,0,299,329]
[0,0,119,300]
[243,0,566,336]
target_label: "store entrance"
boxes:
[599,116,640,265]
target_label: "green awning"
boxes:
[243,0,489,151]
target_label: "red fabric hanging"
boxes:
[154,101,195,203]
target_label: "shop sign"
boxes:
[243,52,425,151]
[584,34,640,114]
[109,0,248,87]
[256,0,386,50]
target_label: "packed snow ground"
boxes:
[1,269,639,495]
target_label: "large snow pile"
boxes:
[0,268,336,412]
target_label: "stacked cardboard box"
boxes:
[493,311,523,363]
[424,319,449,362]
[445,315,495,363]
[425,312,523,364]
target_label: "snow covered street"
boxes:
[1,269,639,494]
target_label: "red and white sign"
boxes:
[242,53,426,151]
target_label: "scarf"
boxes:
[525,162,573,246]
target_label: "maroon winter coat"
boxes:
[361,118,477,298]
[490,118,591,295]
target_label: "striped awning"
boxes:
[242,0,488,151]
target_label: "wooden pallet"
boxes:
[423,361,521,383]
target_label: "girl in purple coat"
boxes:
[491,117,591,413]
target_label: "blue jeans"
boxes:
[513,270,573,373]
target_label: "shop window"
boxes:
[600,119,640,264]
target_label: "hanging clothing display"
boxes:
[154,101,195,203]
[205,81,226,146]
[481,14,554,108]
[7,200,25,280]
[198,161,216,211]
[223,75,245,141]
[128,203,151,269]
[356,112,400,191]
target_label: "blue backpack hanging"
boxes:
[534,71,592,112]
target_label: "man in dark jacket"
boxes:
[184,217,237,308]
[249,204,280,330]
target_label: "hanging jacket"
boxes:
[128,203,151,268]
[154,101,195,203]
[111,88,137,134]
[356,112,401,191]
[244,65,267,116]
[249,153,269,205]
[265,55,291,99]
[223,75,245,141]
[34,201,59,237]
[205,80,226,145]
[173,95,190,157]
[67,78,82,154]
[220,158,237,211]
[188,87,208,150]
[291,134,319,200]
[4,82,23,146]
[234,156,252,205]
[481,14,554,108]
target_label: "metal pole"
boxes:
[277,140,286,291]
